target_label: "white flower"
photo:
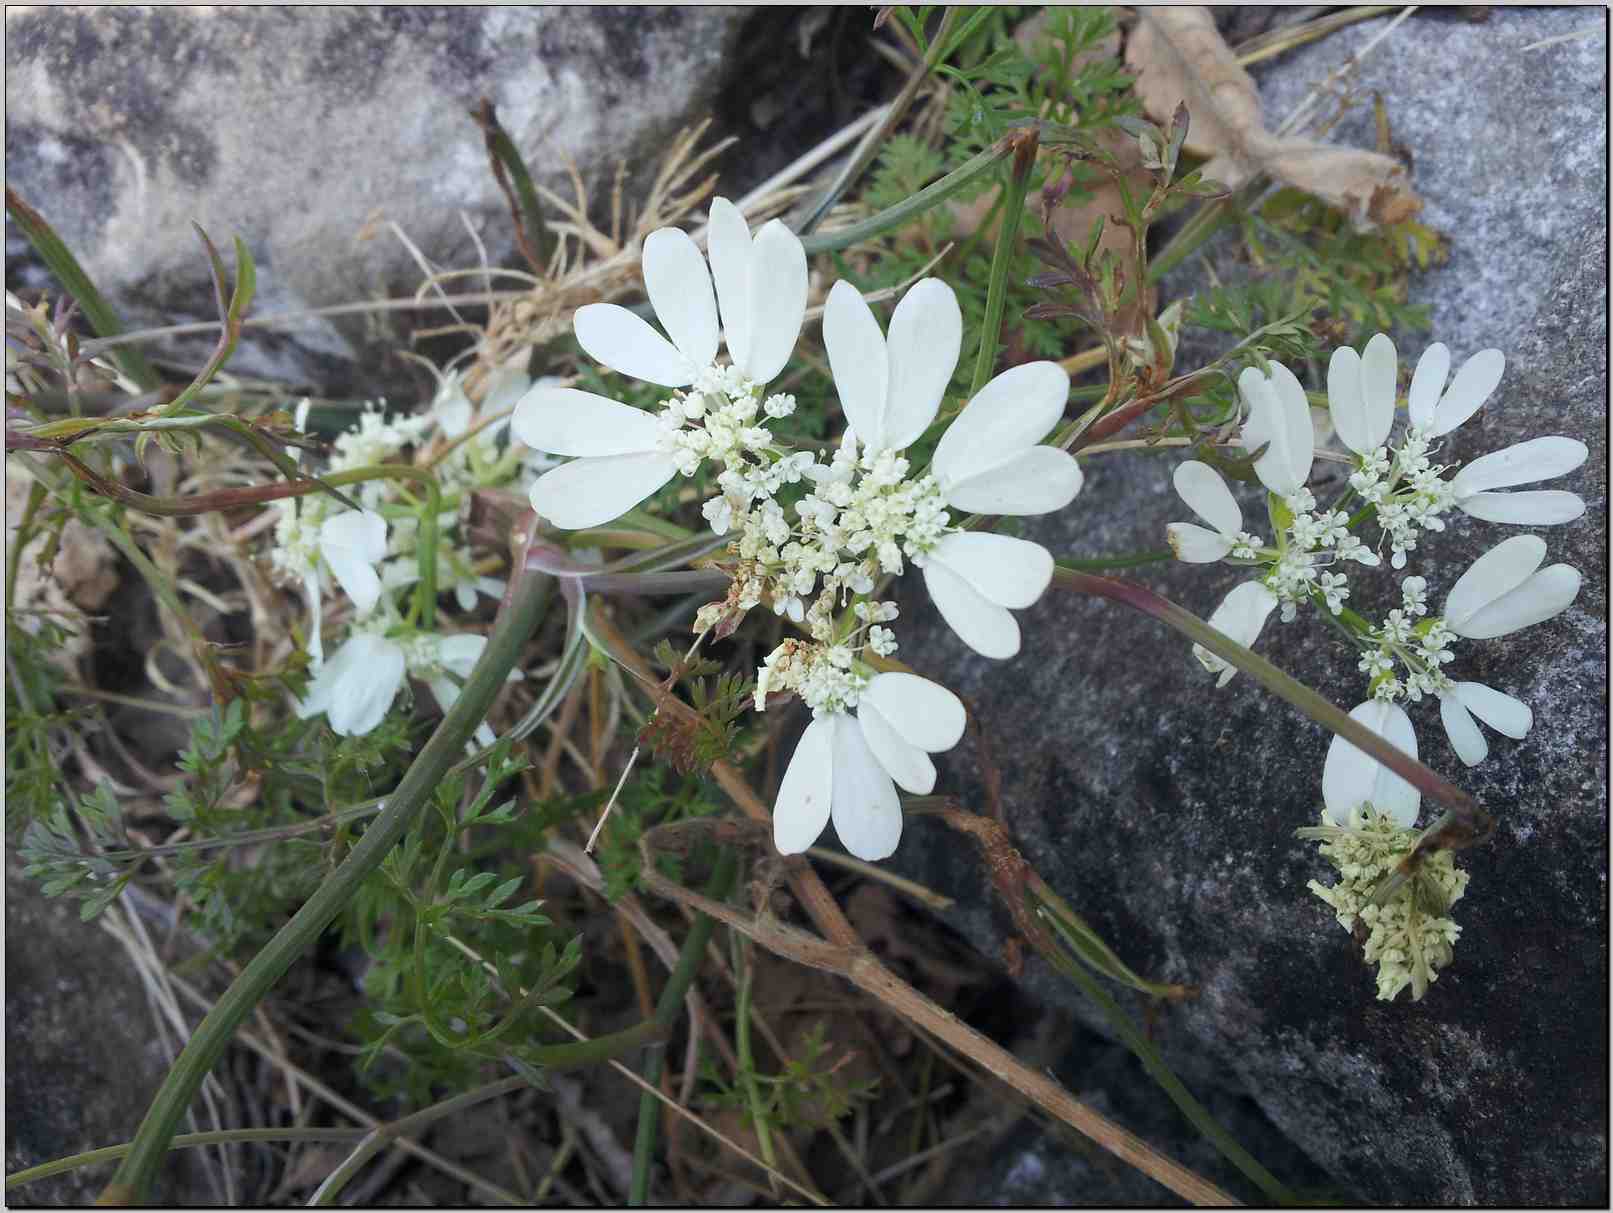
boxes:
[1192,580,1279,687]
[1322,700,1420,827]
[1450,436,1588,525]
[319,510,388,616]
[823,277,964,456]
[819,278,1082,659]
[1167,460,1247,563]
[296,632,407,737]
[1406,342,1505,438]
[920,531,1054,660]
[930,359,1084,515]
[772,673,965,861]
[1238,362,1315,497]
[513,199,806,529]
[1441,534,1582,641]
[1326,333,1398,457]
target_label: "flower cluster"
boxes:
[1299,804,1469,1003]
[269,365,536,737]
[512,205,1086,859]
[1170,331,1585,997]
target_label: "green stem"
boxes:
[1058,548,1175,572]
[629,847,737,1206]
[798,133,1019,258]
[969,128,1040,396]
[1049,568,1487,828]
[6,1128,367,1190]
[1036,901,1298,1205]
[100,541,553,1204]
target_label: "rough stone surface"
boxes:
[4,863,212,1206]
[894,8,1608,1205]
[4,6,748,392]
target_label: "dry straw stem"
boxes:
[637,819,1239,1207]
[582,615,1234,1204]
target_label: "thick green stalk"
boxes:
[798,134,1018,258]
[100,546,553,1203]
[628,848,737,1206]
[1049,568,1488,830]
[969,129,1040,396]
[7,1128,366,1190]
[1058,548,1175,573]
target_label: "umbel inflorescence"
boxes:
[275,200,1585,1001]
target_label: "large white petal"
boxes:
[528,451,679,530]
[1167,522,1235,563]
[1451,436,1588,495]
[883,278,961,450]
[741,219,808,385]
[320,510,388,614]
[1443,534,1546,632]
[325,635,406,737]
[856,701,936,795]
[1267,362,1317,492]
[773,715,836,855]
[1194,580,1278,687]
[922,560,1020,659]
[1429,348,1505,437]
[1172,460,1241,536]
[642,227,719,370]
[823,281,889,449]
[930,532,1052,608]
[1438,692,1488,767]
[1322,700,1419,827]
[510,387,663,456]
[830,716,904,861]
[574,303,694,388]
[1239,366,1310,497]
[932,361,1069,488]
[1358,333,1398,451]
[1407,342,1450,430]
[706,197,753,369]
[1456,681,1532,739]
[1450,564,1581,640]
[1457,490,1586,526]
[940,445,1083,515]
[321,508,388,564]
[862,672,966,752]
[1326,345,1366,455]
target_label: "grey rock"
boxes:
[893,8,1608,1205]
[4,6,748,393]
[4,863,213,1206]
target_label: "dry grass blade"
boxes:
[1126,5,1422,227]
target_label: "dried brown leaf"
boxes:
[1125,6,1421,229]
